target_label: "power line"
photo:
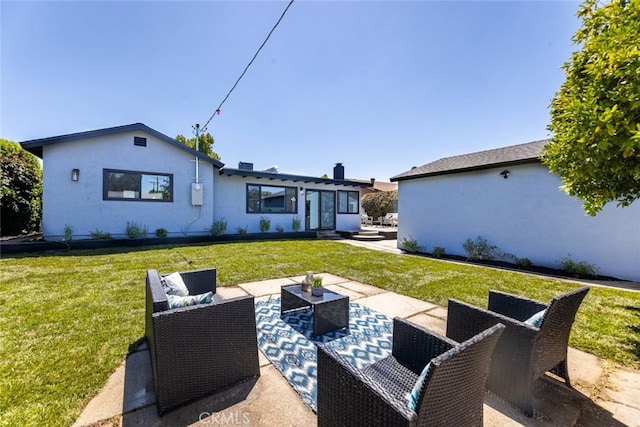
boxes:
[201,0,295,132]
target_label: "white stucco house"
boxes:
[20,123,370,240]
[391,140,640,282]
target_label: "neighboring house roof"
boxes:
[220,168,372,188]
[390,139,549,182]
[350,179,398,192]
[20,123,225,168]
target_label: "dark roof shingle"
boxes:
[391,139,549,182]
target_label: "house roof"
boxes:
[350,179,398,192]
[390,139,549,182]
[219,168,372,188]
[20,123,225,168]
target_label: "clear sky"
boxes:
[1,0,581,181]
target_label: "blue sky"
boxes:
[1,0,581,181]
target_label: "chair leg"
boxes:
[550,359,572,387]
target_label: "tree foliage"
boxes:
[361,190,397,220]
[175,132,221,161]
[543,0,640,216]
[1,139,42,236]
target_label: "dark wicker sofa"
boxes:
[317,317,504,427]
[145,268,260,415]
[446,286,589,416]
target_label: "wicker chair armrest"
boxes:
[317,344,416,426]
[175,268,217,295]
[488,290,547,321]
[447,299,537,344]
[392,317,457,373]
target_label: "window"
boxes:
[337,190,359,214]
[247,184,297,213]
[103,169,173,201]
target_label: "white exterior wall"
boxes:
[213,175,362,232]
[41,130,215,239]
[397,163,640,281]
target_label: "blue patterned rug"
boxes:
[254,298,393,412]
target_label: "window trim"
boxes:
[103,168,173,202]
[337,190,360,214]
[246,183,298,214]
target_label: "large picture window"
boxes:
[103,169,173,201]
[247,184,297,213]
[337,190,359,214]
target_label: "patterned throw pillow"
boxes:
[167,291,214,309]
[407,361,431,411]
[162,272,189,297]
[524,309,546,328]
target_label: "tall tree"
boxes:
[175,132,221,161]
[0,139,42,236]
[543,0,640,216]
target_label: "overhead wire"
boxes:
[201,0,295,132]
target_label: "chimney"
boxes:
[333,163,344,180]
[238,161,253,171]
[370,178,375,186]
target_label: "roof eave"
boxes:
[391,157,541,182]
[219,168,373,188]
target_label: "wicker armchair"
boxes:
[446,286,589,416]
[145,268,260,415]
[317,318,504,427]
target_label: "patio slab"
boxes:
[238,277,297,297]
[356,291,439,319]
[216,286,249,300]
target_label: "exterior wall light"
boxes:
[500,170,510,179]
[71,169,80,181]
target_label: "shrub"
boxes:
[432,246,446,259]
[515,257,533,270]
[236,226,248,235]
[210,218,227,236]
[259,216,271,233]
[126,221,148,239]
[400,235,421,253]
[462,236,499,261]
[63,225,73,241]
[361,190,397,220]
[155,228,167,238]
[275,223,284,233]
[90,229,112,240]
[291,216,301,232]
[560,255,598,278]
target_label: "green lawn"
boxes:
[1,240,639,426]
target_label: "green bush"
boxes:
[560,255,598,278]
[361,190,397,220]
[432,246,446,258]
[292,216,301,232]
[236,226,248,235]
[125,221,148,239]
[90,229,112,240]
[275,223,284,233]
[63,225,73,241]
[155,228,167,238]
[259,216,271,233]
[211,218,227,236]
[400,235,421,253]
[515,257,533,270]
[462,236,499,261]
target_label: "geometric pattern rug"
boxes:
[255,298,393,412]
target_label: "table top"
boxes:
[281,284,347,304]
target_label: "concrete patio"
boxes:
[75,273,640,427]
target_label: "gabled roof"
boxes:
[20,123,225,168]
[390,139,549,182]
[219,168,372,188]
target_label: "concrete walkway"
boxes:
[75,272,640,427]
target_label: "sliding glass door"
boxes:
[305,190,335,230]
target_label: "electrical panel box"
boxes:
[191,183,204,206]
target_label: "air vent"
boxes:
[238,162,254,171]
[133,136,147,147]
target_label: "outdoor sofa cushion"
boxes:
[167,291,214,309]
[162,272,189,296]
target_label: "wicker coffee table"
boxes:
[280,284,349,336]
